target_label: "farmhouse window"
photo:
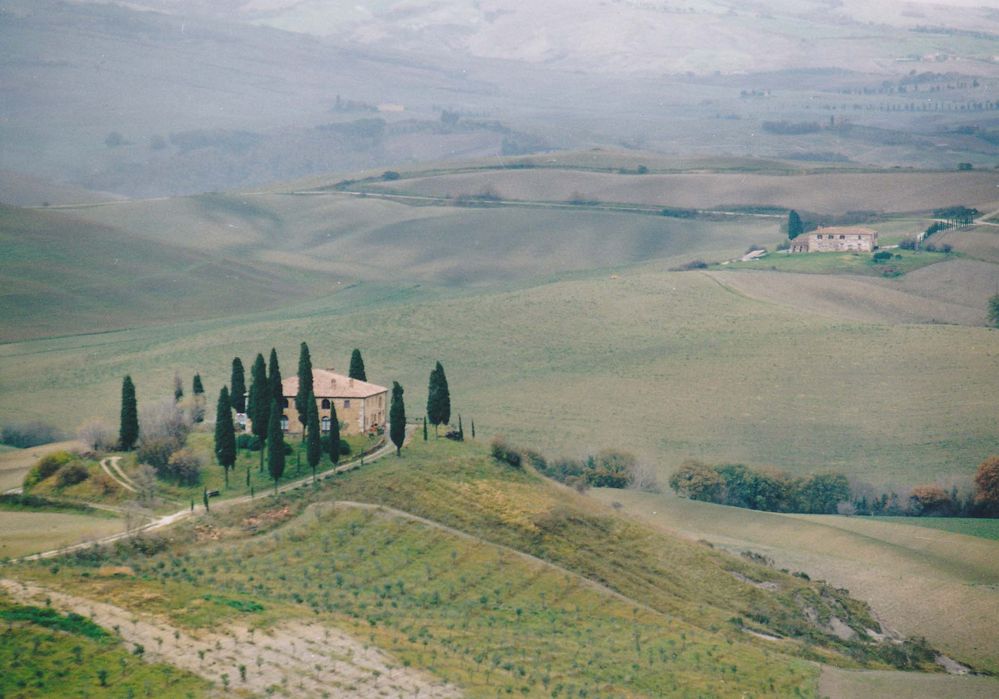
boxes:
[321,417,330,432]
[321,398,330,409]
[344,400,351,408]
[816,234,822,239]
[280,415,289,432]
[839,235,845,239]
[281,397,289,408]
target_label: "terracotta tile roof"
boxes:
[808,226,878,237]
[283,368,387,399]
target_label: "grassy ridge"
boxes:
[7,439,951,696]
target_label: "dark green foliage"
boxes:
[872,250,893,263]
[327,400,341,464]
[214,386,236,486]
[471,419,475,439]
[267,399,285,491]
[173,373,184,403]
[248,353,269,446]
[119,375,139,451]
[349,348,367,382]
[932,205,979,225]
[295,342,313,429]
[531,449,637,489]
[667,461,851,514]
[201,595,264,613]
[0,605,108,640]
[0,421,62,448]
[0,493,96,515]
[230,357,246,413]
[426,361,451,433]
[267,348,282,407]
[787,210,803,239]
[390,382,406,456]
[236,434,260,451]
[457,415,464,441]
[490,437,522,468]
[422,416,428,441]
[305,391,321,479]
[192,373,204,395]
[989,294,999,328]
[56,462,89,487]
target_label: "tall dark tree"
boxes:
[267,348,283,406]
[390,381,406,456]
[457,414,464,441]
[214,386,236,487]
[470,419,475,439]
[295,342,314,431]
[173,373,184,403]
[230,357,246,413]
[989,293,999,328]
[327,400,341,465]
[192,373,205,396]
[427,361,451,436]
[305,392,321,483]
[787,210,804,239]
[119,375,139,451]
[266,399,285,494]
[248,353,269,469]
[423,416,428,441]
[349,349,367,382]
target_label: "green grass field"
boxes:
[720,249,951,276]
[591,488,999,674]
[869,516,999,540]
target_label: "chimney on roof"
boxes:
[349,378,354,387]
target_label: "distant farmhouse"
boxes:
[245,369,388,436]
[790,226,878,253]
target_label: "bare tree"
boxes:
[77,419,116,452]
[627,461,661,494]
[131,463,158,506]
[139,398,192,443]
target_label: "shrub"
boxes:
[668,460,725,502]
[588,450,635,489]
[236,434,260,451]
[490,437,522,468]
[907,484,954,516]
[1,421,63,448]
[672,259,709,271]
[137,436,180,473]
[165,448,202,486]
[139,399,191,443]
[898,238,918,250]
[338,439,351,456]
[77,420,116,452]
[872,250,893,263]
[56,462,90,487]
[24,451,75,487]
[382,170,401,180]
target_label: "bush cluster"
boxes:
[1,421,63,448]
[23,451,91,489]
[669,461,849,514]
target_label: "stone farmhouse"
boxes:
[247,368,388,436]
[789,226,878,253]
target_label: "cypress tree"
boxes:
[458,414,464,441]
[267,399,285,494]
[327,399,341,465]
[295,342,313,432]
[788,210,803,239]
[390,381,406,457]
[427,361,451,436]
[230,357,246,414]
[427,365,440,437]
[192,373,205,395]
[173,373,184,403]
[267,348,283,406]
[306,392,321,483]
[422,416,428,441]
[248,353,269,469]
[349,349,367,382]
[119,375,139,451]
[471,419,475,439]
[214,386,236,488]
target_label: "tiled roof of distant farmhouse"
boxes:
[283,369,387,399]
[807,226,878,237]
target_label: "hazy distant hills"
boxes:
[2,0,998,198]
[83,0,999,74]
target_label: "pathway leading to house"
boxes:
[20,431,404,561]
[100,456,137,493]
